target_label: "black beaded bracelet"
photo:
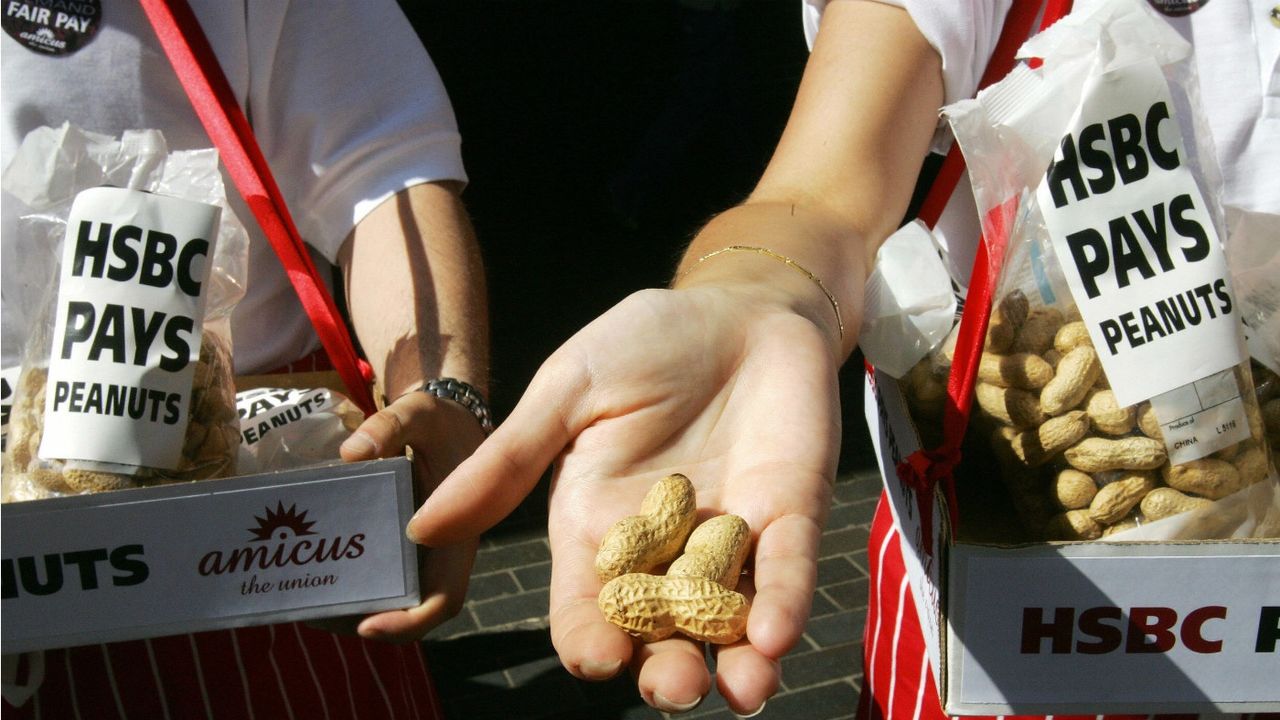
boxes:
[419,378,494,433]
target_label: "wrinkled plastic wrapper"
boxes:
[937,0,1278,542]
[235,386,364,476]
[1,124,249,501]
[1225,207,1280,377]
[859,220,959,379]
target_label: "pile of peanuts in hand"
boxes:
[2,333,241,502]
[595,474,754,644]
[904,289,1279,541]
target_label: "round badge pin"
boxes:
[2,0,102,56]
[1146,0,1210,16]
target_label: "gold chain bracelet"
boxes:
[677,245,844,340]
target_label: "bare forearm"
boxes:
[675,0,943,362]
[340,181,489,402]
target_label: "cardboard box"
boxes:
[2,457,420,654]
[864,369,1280,715]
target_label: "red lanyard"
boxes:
[897,0,1073,550]
[139,0,377,417]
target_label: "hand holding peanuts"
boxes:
[406,287,840,715]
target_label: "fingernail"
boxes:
[652,692,703,714]
[340,431,377,457]
[404,521,423,544]
[579,658,622,679]
[733,701,767,718]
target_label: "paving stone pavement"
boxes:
[421,454,884,720]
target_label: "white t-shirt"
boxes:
[2,0,467,373]
[801,0,1280,285]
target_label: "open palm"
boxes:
[409,285,843,714]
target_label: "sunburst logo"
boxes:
[248,502,317,542]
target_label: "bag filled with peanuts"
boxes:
[1,124,249,502]
[930,0,1278,542]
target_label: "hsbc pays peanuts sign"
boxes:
[39,187,219,470]
[1035,57,1242,409]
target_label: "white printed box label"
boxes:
[1148,368,1252,464]
[39,187,220,470]
[949,548,1280,707]
[1035,57,1242,408]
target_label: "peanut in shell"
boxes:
[1233,444,1274,487]
[1053,320,1092,355]
[976,383,1047,429]
[1052,468,1098,510]
[666,514,751,590]
[595,474,698,582]
[597,573,750,644]
[1064,436,1167,473]
[1040,345,1101,416]
[1045,509,1103,541]
[1162,458,1244,500]
[985,290,1029,354]
[978,352,1055,390]
[1084,388,1137,436]
[1010,410,1090,467]
[1140,486,1214,521]
[1137,402,1163,440]
[1087,471,1156,525]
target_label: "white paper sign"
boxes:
[39,187,219,469]
[1035,57,1242,407]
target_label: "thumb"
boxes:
[406,358,588,546]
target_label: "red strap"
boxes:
[896,0,1071,550]
[139,0,378,417]
[914,0,1046,228]
[897,196,1017,550]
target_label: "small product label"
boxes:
[38,187,220,470]
[1035,56,1243,409]
[1147,368,1253,464]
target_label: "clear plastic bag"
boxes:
[859,220,959,379]
[1,124,249,501]
[235,385,364,476]
[942,0,1277,541]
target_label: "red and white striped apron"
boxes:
[4,622,441,720]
